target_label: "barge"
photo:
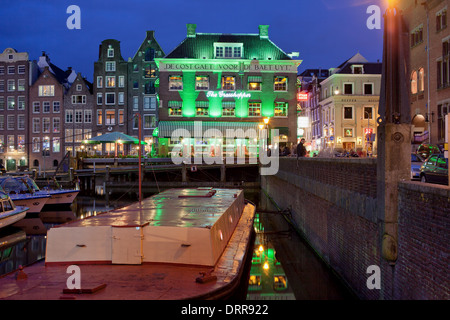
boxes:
[0,188,256,300]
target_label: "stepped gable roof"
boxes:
[165,33,293,61]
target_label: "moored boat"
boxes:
[0,177,51,213]
[0,191,28,230]
[0,188,256,300]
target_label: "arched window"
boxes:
[53,160,59,167]
[33,159,39,167]
[411,71,418,94]
[418,68,425,92]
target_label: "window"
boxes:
[42,118,50,133]
[144,115,156,129]
[38,85,55,97]
[65,129,73,143]
[43,101,50,113]
[72,95,86,104]
[75,110,83,123]
[169,76,183,90]
[7,115,14,130]
[222,76,235,91]
[97,93,103,105]
[0,116,3,130]
[145,48,155,61]
[410,25,423,47]
[32,118,40,133]
[105,110,115,125]
[118,76,125,87]
[274,102,288,117]
[105,93,115,105]
[53,101,60,113]
[118,109,124,126]
[133,81,139,89]
[84,129,92,140]
[411,70,418,93]
[7,97,14,110]
[52,138,60,153]
[216,47,224,58]
[0,80,4,92]
[105,61,116,72]
[18,65,25,74]
[437,103,449,141]
[53,117,60,133]
[436,9,447,32]
[168,101,182,116]
[17,79,25,91]
[32,137,40,152]
[344,83,354,95]
[363,106,374,119]
[7,135,14,151]
[7,66,15,74]
[352,65,364,74]
[97,110,103,125]
[118,92,124,105]
[18,96,25,110]
[133,96,139,110]
[84,110,92,123]
[17,115,25,130]
[74,129,82,143]
[364,83,373,95]
[274,77,287,91]
[418,68,425,92]
[106,76,115,88]
[33,102,40,113]
[65,110,73,123]
[344,106,353,120]
[97,76,103,88]
[145,65,156,78]
[196,101,209,116]
[248,102,261,117]
[76,84,82,91]
[248,76,262,91]
[214,43,243,59]
[17,135,25,152]
[344,128,354,137]
[107,46,114,58]
[222,101,235,116]
[7,80,15,91]
[0,66,4,75]
[195,76,209,90]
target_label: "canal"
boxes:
[0,190,355,300]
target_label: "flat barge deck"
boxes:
[0,188,256,300]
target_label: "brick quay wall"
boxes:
[261,157,449,300]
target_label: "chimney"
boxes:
[146,30,155,39]
[259,25,269,39]
[187,24,197,38]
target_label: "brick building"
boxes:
[155,24,301,157]
[0,48,38,171]
[63,72,94,155]
[93,39,128,155]
[128,31,165,155]
[29,53,70,173]
[399,0,449,147]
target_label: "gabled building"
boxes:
[318,53,382,156]
[128,31,165,155]
[0,48,38,171]
[154,24,301,157]
[63,73,94,155]
[29,53,69,173]
[93,39,128,155]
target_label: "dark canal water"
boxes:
[0,190,355,300]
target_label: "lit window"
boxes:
[196,101,209,116]
[248,102,261,117]
[169,76,183,90]
[195,76,209,90]
[106,76,115,88]
[418,68,425,92]
[42,118,50,133]
[97,110,103,125]
[248,76,262,91]
[274,102,288,117]
[38,85,55,97]
[411,71,418,94]
[274,77,287,91]
[344,128,354,137]
[168,101,182,116]
[105,110,115,125]
[222,76,235,91]
[222,101,235,117]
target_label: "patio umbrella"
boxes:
[84,132,147,145]
[83,132,147,157]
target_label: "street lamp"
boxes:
[364,111,372,157]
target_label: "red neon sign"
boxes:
[297,92,308,101]
[364,128,373,135]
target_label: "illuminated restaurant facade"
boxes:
[155,24,301,157]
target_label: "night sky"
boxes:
[0,0,387,81]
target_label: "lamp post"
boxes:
[364,110,371,157]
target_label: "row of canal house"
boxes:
[0,24,301,172]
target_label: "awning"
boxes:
[158,121,262,138]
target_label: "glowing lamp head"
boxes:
[263,118,270,125]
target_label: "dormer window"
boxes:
[352,65,364,74]
[214,43,243,59]
[107,46,114,58]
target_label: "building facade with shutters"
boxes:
[155,24,301,158]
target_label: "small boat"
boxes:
[12,176,79,206]
[0,177,51,213]
[0,188,256,300]
[0,191,28,229]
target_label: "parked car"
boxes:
[416,144,441,160]
[420,154,448,185]
[411,153,424,180]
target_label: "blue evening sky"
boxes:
[0,0,387,81]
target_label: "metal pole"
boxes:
[137,113,142,203]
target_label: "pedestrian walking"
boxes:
[296,138,307,159]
